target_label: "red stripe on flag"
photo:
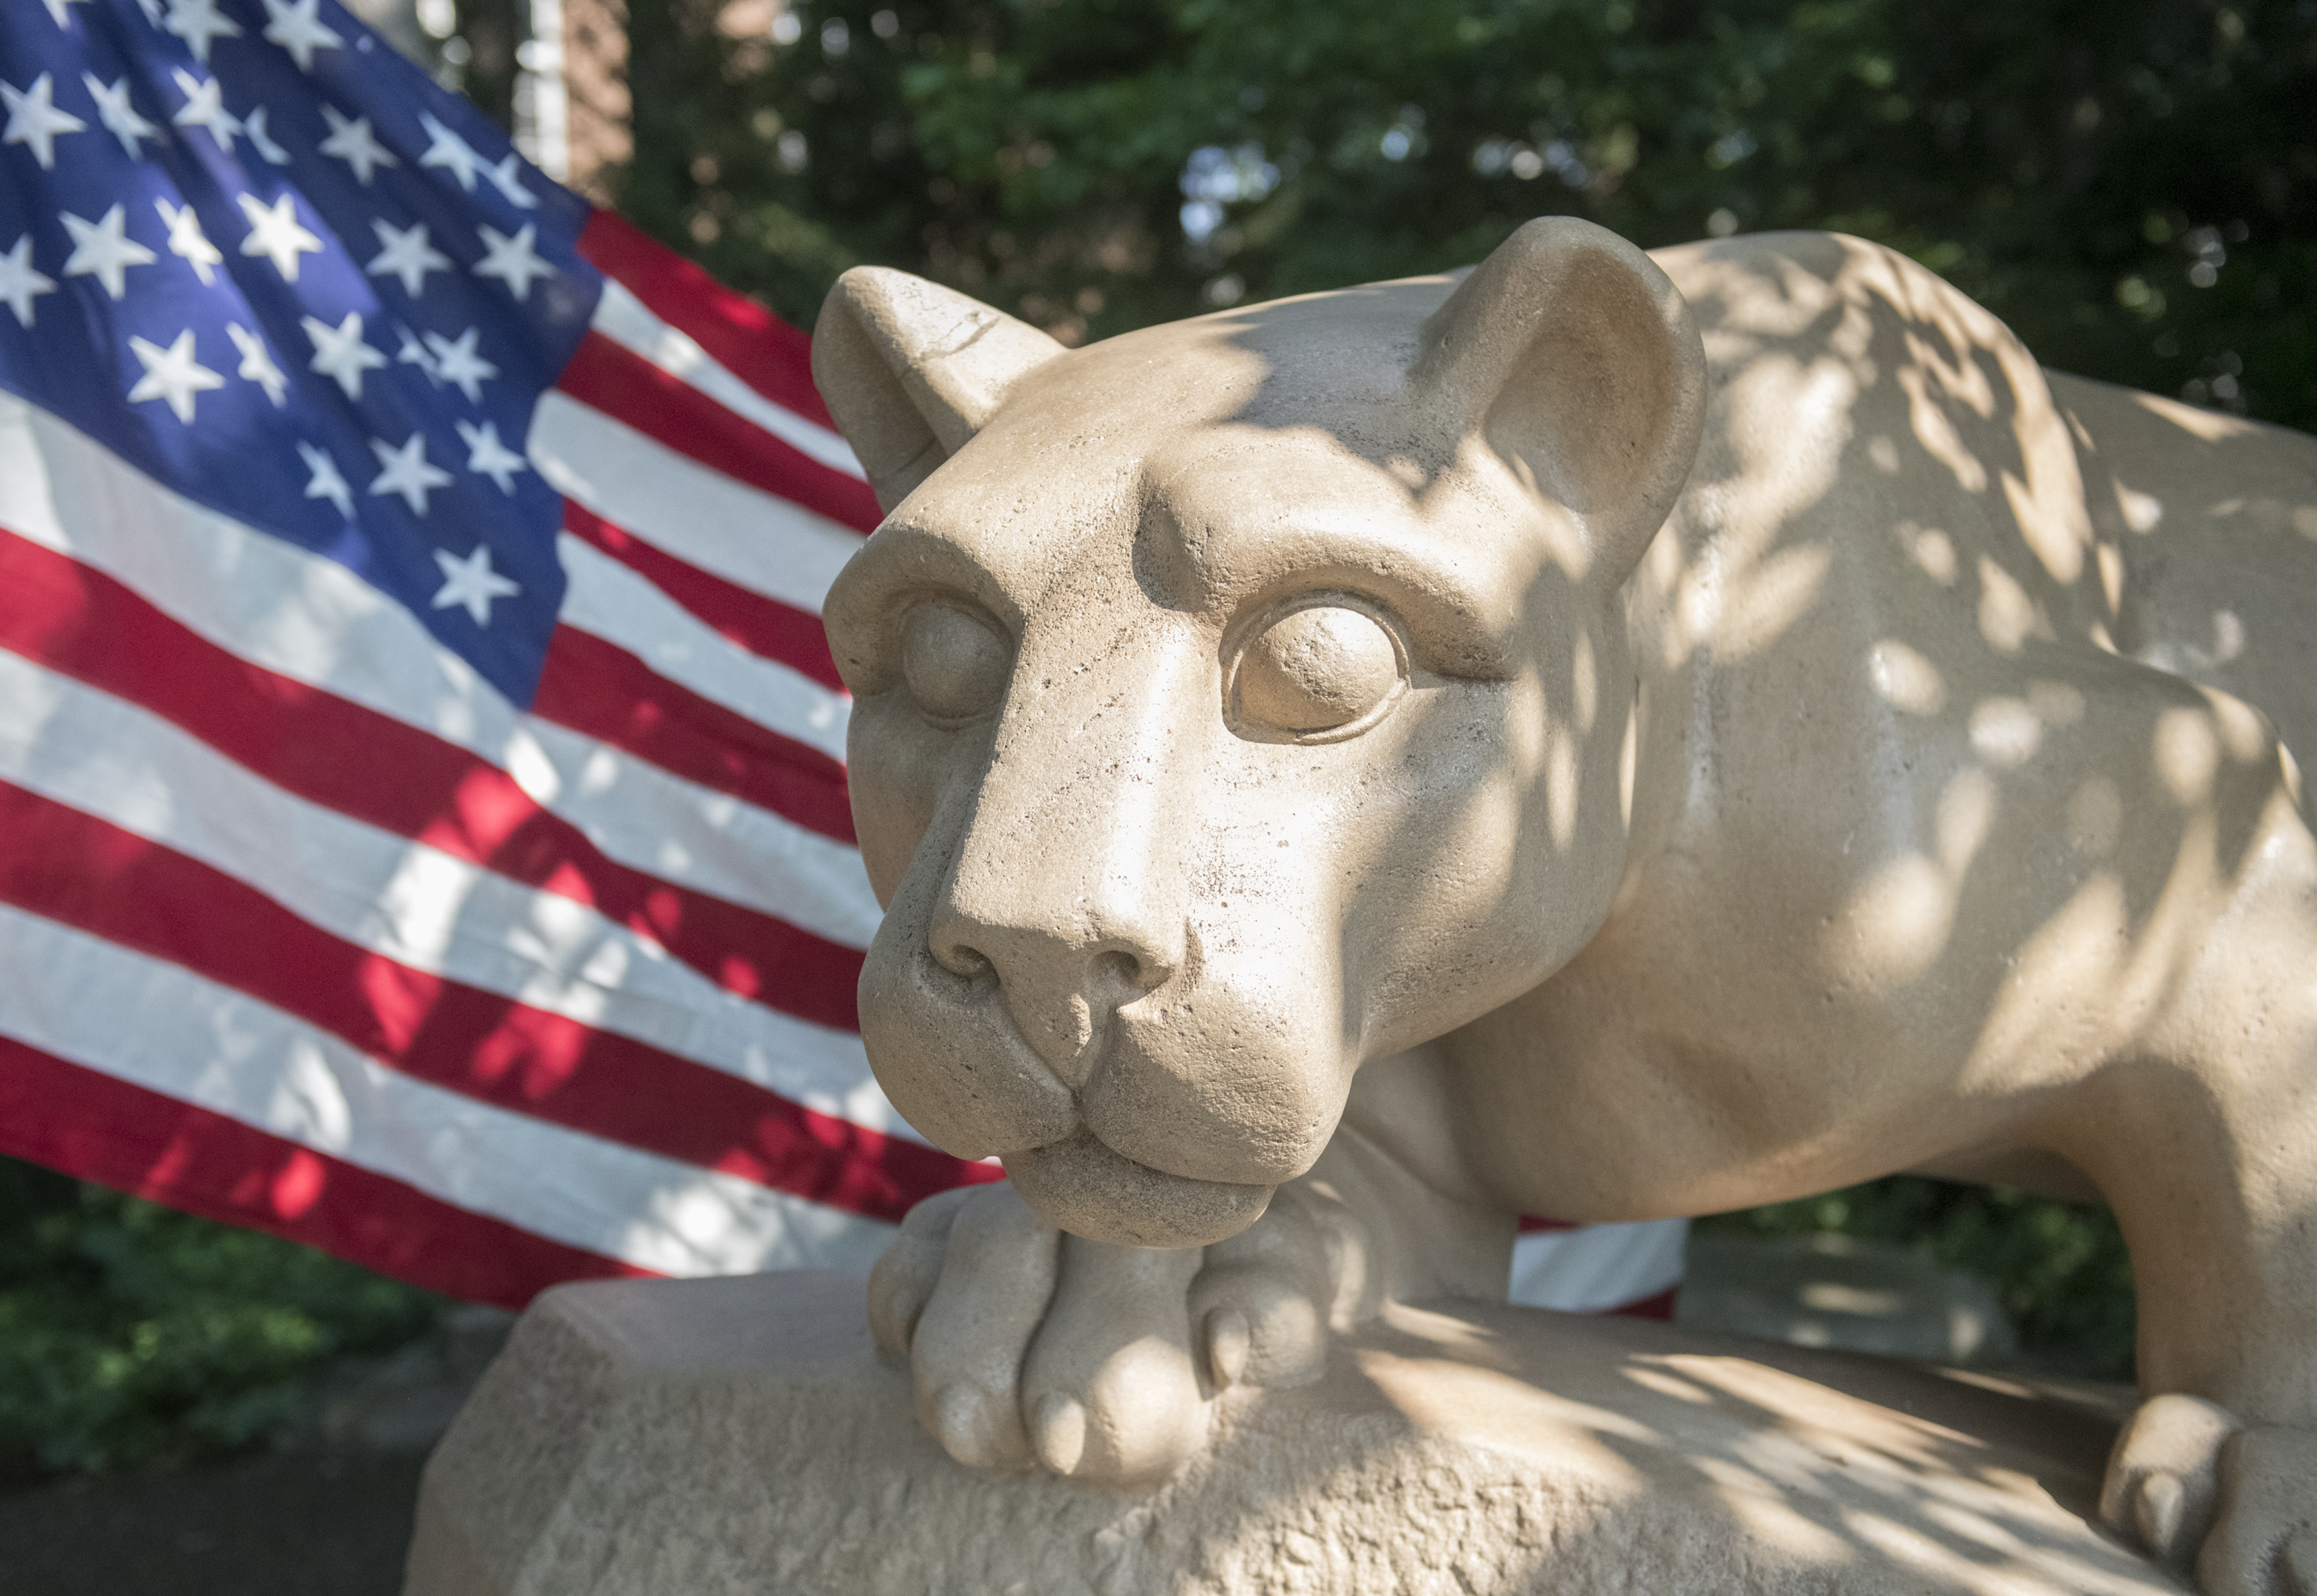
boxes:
[1611,1287,1679,1322]
[563,503,845,692]
[0,1032,644,1309]
[0,781,986,1215]
[557,331,883,536]
[0,524,863,1028]
[532,624,856,846]
[576,209,840,433]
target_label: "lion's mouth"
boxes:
[1004,1129,1274,1248]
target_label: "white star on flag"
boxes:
[431,543,520,625]
[260,0,345,72]
[318,105,398,184]
[61,205,156,300]
[302,310,387,400]
[237,191,323,282]
[474,223,556,302]
[296,439,353,516]
[455,420,529,494]
[3,73,87,170]
[42,0,93,29]
[485,154,539,211]
[416,111,486,193]
[394,325,440,382]
[0,235,56,328]
[368,431,454,514]
[244,106,292,165]
[424,327,498,404]
[126,329,225,424]
[155,197,222,285]
[226,322,288,406]
[366,219,451,298]
[82,74,158,159]
[171,69,243,154]
[163,0,243,63]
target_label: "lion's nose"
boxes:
[928,912,1177,1090]
[931,925,1172,993]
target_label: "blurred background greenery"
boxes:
[1694,1180,2136,1378]
[608,0,2316,429]
[0,1158,437,1481]
[14,0,2307,1478]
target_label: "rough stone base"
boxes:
[403,1271,2178,1596]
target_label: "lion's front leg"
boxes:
[2101,1396,2317,1593]
[867,1118,1514,1483]
[866,1180,1325,1483]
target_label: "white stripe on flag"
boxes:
[0,901,898,1276]
[505,716,883,950]
[1508,1219,1689,1314]
[589,278,866,480]
[528,391,864,617]
[0,650,903,1130]
[557,533,852,764]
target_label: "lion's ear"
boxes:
[1414,216,1707,584]
[813,267,1068,512]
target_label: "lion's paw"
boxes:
[866,1183,1334,1483]
[2103,1395,2317,1592]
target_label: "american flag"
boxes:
[0,0,1683,1316]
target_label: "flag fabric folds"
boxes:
[0,0,1681,1315]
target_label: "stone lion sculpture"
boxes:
[809,218,2317,1591]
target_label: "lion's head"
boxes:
[816,218,1707,1247]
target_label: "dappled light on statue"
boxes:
[787,207,2317,1591]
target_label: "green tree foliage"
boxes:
[0,1157,439,1477]
[620,0,2315,429]
[1697,1178,2139,1379]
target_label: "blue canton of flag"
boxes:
[1,0,600,703]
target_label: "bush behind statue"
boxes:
[1699,1176,2136,1381]
[0,1157,439,1479]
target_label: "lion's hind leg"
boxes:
[2067,689,2317,1591]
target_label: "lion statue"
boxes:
[809,219,2317,1591]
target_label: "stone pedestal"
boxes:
[403,1271,2178,1596]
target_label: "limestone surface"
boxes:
[404,1271,2177,1596]
[810,219,2317,1585]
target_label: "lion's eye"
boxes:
[1232,602,1404,740]
[901,602,1011,723]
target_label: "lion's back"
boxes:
[2051,370,2317,773]
[1642,229,2317,777]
